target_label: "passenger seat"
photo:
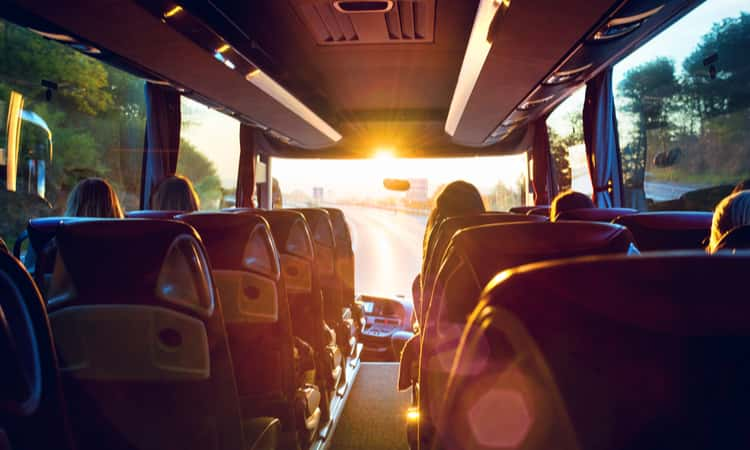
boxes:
[441,252,750,450]
[614,211,712,250]
[554,207,637,222]
[179,212,321,447]
[47,219,278,450]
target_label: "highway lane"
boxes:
[337,205,426,300]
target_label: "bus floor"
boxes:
[329,362,411,450]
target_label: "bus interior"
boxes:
[1,0,749,449]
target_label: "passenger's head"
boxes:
[423,181,485,261]
[731,178,750,195]
[551,190,595,221]
[65,178,124,218]
[151,175,200,212]
[708,190,750,253]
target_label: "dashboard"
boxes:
[357,294,414,359]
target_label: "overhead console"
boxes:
[447,0,704,147]
[8,0,342,149]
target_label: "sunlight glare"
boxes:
[373,148,396,160]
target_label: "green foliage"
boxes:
[177,139,223,209]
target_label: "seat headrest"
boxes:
[51,219,215,317]
[125,210,185,219]
[614,212,712,251]
[27,217,89,254]
[449,221,635,285]
[289,209,335,248]
[444,252,750,450]
[509,206,547,215]
[245,210,314,260]
[555,207,637,222]
[178,212,280,278]
[322,208,352,246]
[526,206,550,217]
[715,225,750,252]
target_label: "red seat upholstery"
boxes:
[555,207,637,222]
[0,251,74,450]
[614,211,712,251]
[178,212,309,440]
[49,219,249,450]
[421,213,546,320]
[526,206,550,217]
[125,209,185,219]
[508,206,546,215]
[419,222,635,446]
[441,253,750,450]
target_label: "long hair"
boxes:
[709,191,750,253]
[65,178,124,218]
[151,175,200,212]
[422,181,485,263]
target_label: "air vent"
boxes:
[296,0,435,45]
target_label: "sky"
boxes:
[180,0,747,197]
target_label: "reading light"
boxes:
[445,0,511,136]
[246,69,342,143]
[406,407,420,422]
[216,43,231,54]
[518,94,555,111]
[592,5,664,41]
[544,63,592,86]
[163,5,183,18]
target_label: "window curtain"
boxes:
[235,124,256,208]
[583,68,624,207]
[140,83,181,209]
[531,116,555,205]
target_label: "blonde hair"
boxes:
[709,191,750,253]
[65,178,124,218]
[151,175,200,212]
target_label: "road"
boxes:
[337,205,426,299]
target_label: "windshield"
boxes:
[274,153,528,296]
[0,18,145,249]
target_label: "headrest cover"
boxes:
[178,212,280,279]
[555,207,637,222]
[50,219,215,317]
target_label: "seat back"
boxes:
[48,219,246,450]
[614,211,712,251]
[420,222,635,439]
[441,253,750,450]
[323,208,355,307]
[554,207,637,222]
[421,213,546,320]
[526,206,550,217]
[125,209,185,219]
[715,225,750,252]
[22,217,88,286]
[0,251,73,450]
[179,212,298,425]
[508,206,543,215]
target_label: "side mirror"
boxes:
[383,178,410,192]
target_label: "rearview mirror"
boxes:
[383,179,410,192]
[654,147,682,168]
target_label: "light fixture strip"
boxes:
[445,0,504,136]
[246,70,342,142]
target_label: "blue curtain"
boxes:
[583,68,624,207]
[531,116,555,205]
[235,124,256,208]
[140,83,181,209]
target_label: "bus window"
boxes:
[614,0,750,211]
[178,97,240,210]
[547,89,589,196]
[0,17,145,248]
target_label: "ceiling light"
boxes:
[246,70,342,143]
[518,94,555,111]
[445,0,511,136]
[543,63,592,86]
[216,43,231,54]
[163,5,183,18]
[592,5,664,41]
[27,28,77,43]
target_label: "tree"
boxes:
[177,139,223,209]
[682,13,750,121]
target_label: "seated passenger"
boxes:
[151,175,200,212]
[65,177,124,218]
[550,190,595,222]
[708,190,750,253]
